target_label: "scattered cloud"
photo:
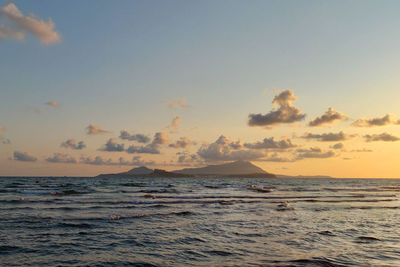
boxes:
[168,116,181,132]
[244,137,296,150]
[176,151,202,166]
[169,137,194,149]
[248,89,306,127]
[46,153,77,164]
[165,98,188,109]
[302,131,356,142]
[126,132,169,154]
[352,114,399,127]
[12,151,37,162]
[197,135,265,162]
[261,153,296,162]
[309,107,347,127]
[119,130,150,143]
[80,155,154,166]
[296,147,336,159]
[364,133,400,142]
[45,100,60,108]
[60,139,86,150]
[0,24,23,40]
[351,148,373,153]
[0,126,11,144]
[99,138,125,152]
[86,124,110,135]
[0,2,61,45]
[331,143,344,150]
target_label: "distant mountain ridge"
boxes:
[173,160,268,175]
[96,160,276,178]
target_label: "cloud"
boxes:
[2,138,11,144]
[248,89,306,127]
[176,151,202,166]
[60,139,86,150]
[13,151,37,162]
[261,153,296,162]
[364,133,400,142]
[119,130,150,143]
[99,138,125,152]
[197,135,265,162]
[86,124,110,135]
[0,126,11,144]
[80,155,154,166]
[126,132,169,154]
[46,153,77,164]
[302,131,356,142]
[169,137,194,149]
[168,116,181,132]
[0,24,23,40]
[295,147,336,159]
[351,148,373,152]
[0,2,61,45]
[45,100,60,108]
[352,114,398,127]
[126,144,160,154]
[331,143,344,150]
[309,107,347,127]
[244,137,296,150]
[165,98,188,109]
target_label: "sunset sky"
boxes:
[1,0,400,177]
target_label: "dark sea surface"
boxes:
[1,177,400,266]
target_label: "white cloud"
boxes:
[0,2,61,45]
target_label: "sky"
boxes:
[1,0,400,178]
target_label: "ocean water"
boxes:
[1,177,400,266]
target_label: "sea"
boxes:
[1,176,400,266]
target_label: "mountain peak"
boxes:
[126,166,153,175]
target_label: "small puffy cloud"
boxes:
[169,137,194,149]
[351,148,373,153]
[86,124,110,135]
[262,152,296,162]
[46,153,77,164]
[197,135,265,162]
[60,139,86,150]
[80,155,114,166]
[126,132,168,154]
[364,133,400,142]
[0,24,24,40]
[45,100,60,108]
[309,107,347,127]
[248,90,306,127]
[152,132,169,145]
[13,151,37,162]
[0,2,61,45]
[165,98,188,109]
[352,114,395,127]
[331,143,344,150]
[126,144,160,154]
[2,138,11,144]
[176,151,202,166]
[99,138,125,152]
[80,155,154,166]
[244,137,296,150]
[296,147,336,159]
[119,130,150,143]
[168,116,181,132]
[302,131,356,142]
